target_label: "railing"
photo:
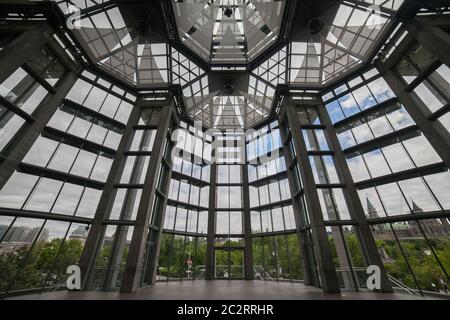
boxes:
[253,265,275,281]
[334,267,422,297]
[387,274,421,296]
[194,265,206,280]
[44,275,70,292]
[215,265,245,278]
[155,265,206,281]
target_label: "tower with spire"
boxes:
[409,199,450,237]
[366,196,385,234]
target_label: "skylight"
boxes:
[289,1,395,86]
[58,1,170,86]
[172,0,286,65]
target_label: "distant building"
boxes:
[1,225,48,244]
[0,225,49,254]
[365,197,450,239]
[68,225,89,244]
[0,224,8,240]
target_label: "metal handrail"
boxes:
[254,265,275,281]
[45,275,70,292]
[387,274,420,296]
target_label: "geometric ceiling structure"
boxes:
[289,0,403,86]
[177,46,286,130]
[58,1,170,86]
[53,0,406,129]
[171,0,286,65]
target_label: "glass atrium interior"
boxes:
[0,0,449,299]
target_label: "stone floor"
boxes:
[6,280,442,300]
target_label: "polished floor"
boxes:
[6,281,442,300]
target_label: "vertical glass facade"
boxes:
[0,0,448,299]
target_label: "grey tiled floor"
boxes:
[7,280,442,300]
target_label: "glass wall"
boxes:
[0,47,65,153]
[248,121,304,281]
[396,42,450,132]
[213,133,245,279]
[0,216,91,294]
[158,234,207,281]
[323,61,450,294]
[1,3,449,298]
[159,121,211,281]
[371,219,450,295]
[0,53,135,294]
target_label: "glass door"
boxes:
[229,249,244,278]
[214,248,244,279]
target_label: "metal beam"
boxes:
[0,208,92,225]
[355,162,448,190]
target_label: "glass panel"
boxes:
[0,172,38,209]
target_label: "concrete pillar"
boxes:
[205,162,217,280]
[278,115,316,286]
[407,19,450,69]
[0,23,81,189]
[120,104,173,292]
[104,128,155,289]
[0,28,48,84]
[145,129,174,285]
[242,160,254,280]
[0,70,78,189]
[284,104,340,293]
[79,102,142,290]
[305,127,355,289]
[316,104,393,293]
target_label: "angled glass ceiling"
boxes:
[289,0,404,86]
[54,0,404,88]
[51,0,405,129]
[177,46,285,129]
[172,0,286,65]
[57,1,170,86]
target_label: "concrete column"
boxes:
[104,127,155,289]
[305,127,355,289]
[205,162,217,280]
[145,129,174,285]
[0,70,78,189]
[120,104,173,293]
[0,28,48,84]
[382,69,450,168]
[407,19,450,69]
[317,103,393,293]
[241,160,253,280]
[285,104,340,293]
[278,115,315,286]
[79,102,142,289]
[0,24,79,188]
